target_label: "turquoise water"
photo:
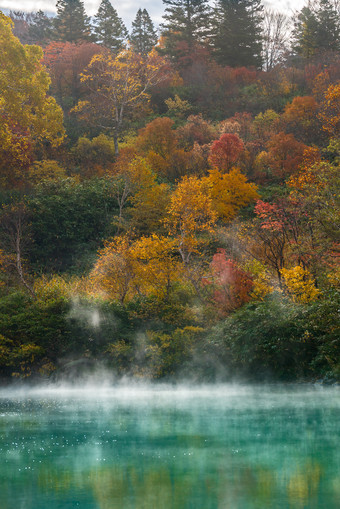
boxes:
[0,384,339,508]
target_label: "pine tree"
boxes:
[94,0,128,52]
[316,0,340,52]
[160,0,212,57]
[213,0,263,68]
[28,10,53,44]
[130,8,158,55]
[292,5,319,58]
[54,0,92,43]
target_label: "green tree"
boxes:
[292,5,319,58]
[130,8,158,55]
[316,0,340,52]
[54,0,92,43]
[213,0,263,68]
[28,10,53,45]
[93,0,128,52]
[160,0,212,58]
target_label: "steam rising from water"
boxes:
[1,382,339,410]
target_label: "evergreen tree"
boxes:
[316,0,340,52]
[213,0,264,68]
[292,5,319,58]
[28,10,53,44]
[130,8,158,55]
[160,0,212,57]
[54,0,92,43]
[94,0,128,52]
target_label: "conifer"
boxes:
[160,0,212,57]
[94,0,128,52]
[316,0,340,52]
[130,8,158,55]
[213,0,263,68]
[54,0,92,43]
[28,10,53,44]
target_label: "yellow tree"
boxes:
[281,266,320,304]
[74,48,170,155]
[204,167,259,222]
[112,157,170,234]
[0,14,65,187]
[131,235,181,299]
[165,175,217,265]
[318,83,340,137]
[127,158,170,234]
[90,234,181,303]
[90,235,138,303]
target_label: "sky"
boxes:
[0,0,307,26]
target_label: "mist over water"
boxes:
[1,383,339,508]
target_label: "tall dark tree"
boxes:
[54,0,92,43]
[213,0,264,68]
[160,0,212,58]
[130,8,158,55]
[316,0,340,52]
[292,5,319,58]
[28,10,53,45]
[93,0,128,52]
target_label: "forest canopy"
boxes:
[0,1,339,382]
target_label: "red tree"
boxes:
[209,133,245,172]
[204,249,253,315]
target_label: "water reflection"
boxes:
[0,384,339,508]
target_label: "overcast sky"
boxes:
[0,0,307,26]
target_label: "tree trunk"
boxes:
[114,134,119,156]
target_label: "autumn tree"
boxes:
[242,197,320,285]
[90,235,137,303]
[166,175,217,265]
[137,117,177,158]
[209,133,245,172]
[318,82,340,136]
[90,234,180,303]
[74,49,171,155]
[288,155,340,244]
[0,14,65,187]
[252,109,280,143]
[281,265,320,304]
[130,235,181,299]
[204,249,253,315]
[177,114,217,149]
[282,95,321,144]
[7,10,33,44]
[122,158,171,234]
[93,0,128,52]
[43,41,101,111]
[258,133,308,181]
[131,8,158,55]
[205,168,259,222]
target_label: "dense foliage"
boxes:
[0,2,339,382]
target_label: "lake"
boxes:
[0,384,339,508]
